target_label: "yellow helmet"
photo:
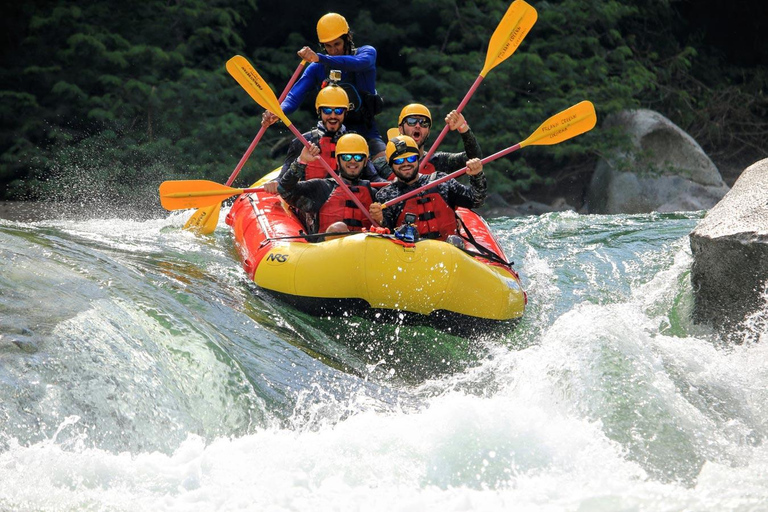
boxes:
[398,104,432,125]
[315,86,350,112]
[317,13,349,43]
[336,134,369,157]
[386,135,420,164]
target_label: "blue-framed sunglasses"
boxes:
[403,116,431,128]
[320,107,346,115]
[392,154,419,165]
[339,153,366,162]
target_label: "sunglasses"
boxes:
[339,154,366,162]
[392,154,419,165]
[403,116,431,128]
[320,107,346,115]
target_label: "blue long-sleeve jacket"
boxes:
[281,45,378,115]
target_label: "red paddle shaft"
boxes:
[224,61,306,186]
[384,141,521,208]
[418,75,485,172]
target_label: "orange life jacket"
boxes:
[317,182,375,232]
[304,134,338,180]
[396,184,457,240]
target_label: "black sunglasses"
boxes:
[339,154,366,162]
[392,154,419,165]
[320,107,346,115]
[403,116,431,128]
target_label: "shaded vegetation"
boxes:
[1,0,765,209]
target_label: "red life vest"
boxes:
[395,185,457,240]
[318,182,375,232]
[418,159,436,175]
[304,134,338,180]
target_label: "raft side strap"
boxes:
[247,195,274,240]
[456,214,514,268]
[262,231,359,243]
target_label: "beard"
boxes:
[340,170,360,181]
[339,162,363,181]
[393,163,419,183]
[324,118,342,133]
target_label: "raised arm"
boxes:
[279,64,324,114]
[317,45,376,73]
[446,158,487,209]
[431,129,482,174]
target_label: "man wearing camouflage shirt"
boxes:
[369,135,487,240]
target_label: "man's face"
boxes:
[320,107,346,133]
[391,154,420,184]
[399,116,431,148]
[338,153,366,180]
[322,37,346,56]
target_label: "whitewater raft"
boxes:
[225,172,526,335]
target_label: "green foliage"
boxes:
[0,0,258,204]
[0,0,765,206]
[392,0,661,193]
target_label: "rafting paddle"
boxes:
[160,178,388,211]
[226,55,378,227]
[163,103,596,214]
[383,101,597,208]
[418,0,537,173]
[183,60,307,235]
[160,180,264,210]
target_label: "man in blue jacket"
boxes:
[262,13,386,159]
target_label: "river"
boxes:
[1,207,766,511]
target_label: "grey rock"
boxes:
[588,109,730,214]
[689,158,768,336]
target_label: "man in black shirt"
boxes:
[369,135,486,240]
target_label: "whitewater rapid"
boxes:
[1,210,766,511]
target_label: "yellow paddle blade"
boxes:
[481,0,538,77]
[520,101,597,148]
[226,55,292,127]
[159,180,244,210]
[386,127,400,141]
[183,204,220,235]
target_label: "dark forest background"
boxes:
[1,0,766,212]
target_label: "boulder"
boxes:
[689,158,768,337]
[587,109,730,214]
